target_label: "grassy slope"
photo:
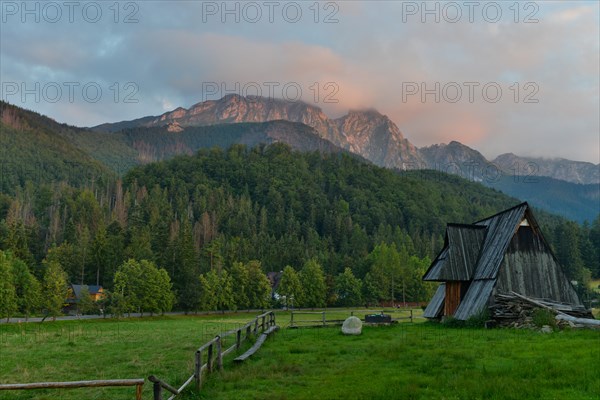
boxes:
[1,313,598,400]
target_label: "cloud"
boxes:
[1,1,598,162]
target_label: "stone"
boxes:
[540,325,553,333]
[342,316,362,335]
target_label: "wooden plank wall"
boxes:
[444,282,461,316]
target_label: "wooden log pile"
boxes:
[490,292,595,329]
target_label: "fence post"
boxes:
[291,311,294,328]
[236,329,242,349]
[195,350,202,390]
[322,311,326,326]
[261,315,265,332]
[254,318,258,334]
[216,336,223,371]
[246,325,251,339]
[207,343,214,373]
[153,381,162,400]
[136,382,143,400]
[410,309,413,323]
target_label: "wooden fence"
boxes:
[0,379,144,399]
[149,311,277,400]
[0,312,277,400]
[290,309,415,328]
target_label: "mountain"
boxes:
[1,101,349,182]
[336,110,423,169]
[486,175,599,224]
[493,153,599,185]
[420,141,492,180]
[419,140,599,222]
[4,99,597,223]
[93,94,424,169]
[117,120,349,165]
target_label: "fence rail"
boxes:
[290,309,416,328]
[0,379,144,399]
[150,311,277,400]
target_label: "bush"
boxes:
[532,308,556,328]
[442,316,465,327]
[465,309,490,328]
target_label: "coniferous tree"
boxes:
[173,219,201,312]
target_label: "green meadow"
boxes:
[1,311,598,400]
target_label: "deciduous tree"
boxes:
[335,267,362,307]
[277,265,304,308]
[245,260,271,309]
[300,259,326,308]
[0,251,17,321]
[42,260,68,321]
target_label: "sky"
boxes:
[1,0,599,163]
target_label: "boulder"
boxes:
[342,316,362,335]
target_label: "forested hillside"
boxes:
[486,175,599,223]
[1,144,598,318]
[0,102,116,194]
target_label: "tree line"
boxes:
[0,144,598,319]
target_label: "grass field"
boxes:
[0,313,256,400]
[1,311,599,400]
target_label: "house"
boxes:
[267,271,282,299]
[422,202,585,320]
[71,284,104,301]
[65,284,105,313]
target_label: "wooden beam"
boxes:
[234,326,279,363]
[555,314,600,327]
[147,375,179,395]
[0,379,144,391]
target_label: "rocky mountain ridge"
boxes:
[94,94,425,169]
[93,94,600,185]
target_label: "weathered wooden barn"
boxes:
[423,202,584,320]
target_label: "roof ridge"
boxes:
[473,202,528,224]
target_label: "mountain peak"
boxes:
[93,95,423,169]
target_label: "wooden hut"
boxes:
[422,202,586,320]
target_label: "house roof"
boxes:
[71,284,103,299]
[423,224,487,281]
[471,203,528,280]
[423,202,535,320]
[422,283,445,318]
[453,279,496,320]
